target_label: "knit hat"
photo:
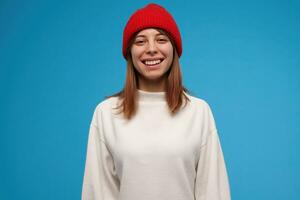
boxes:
[122,3,182,60]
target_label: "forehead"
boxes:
[136,28,166,37]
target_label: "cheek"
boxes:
[161,43,173,55]
[130,49,139,65]
[162,45,174,62]
[131,48,143,62]
[131,49,145,72]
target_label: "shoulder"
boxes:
[185,92,216,125]
[90,95,121,124]
[93,95,120,114]
[184,91,213,112]
[187,92,217,130]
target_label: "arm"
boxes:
[81,108,120,200]
[194,129,231,200]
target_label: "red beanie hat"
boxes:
[122,3,182,60]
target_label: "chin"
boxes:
[143,71,167,80]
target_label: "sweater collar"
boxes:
[137,89,166,103]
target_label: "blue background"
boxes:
[1,0,299,199]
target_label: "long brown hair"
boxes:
[106,28,191,120]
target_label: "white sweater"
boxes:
[82,89,231,200]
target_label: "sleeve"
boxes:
[194,102,231,200]
[194,130,231,200]
[81,107,120,200]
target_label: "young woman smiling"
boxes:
[131,28,174,88]
[81,3,231,200]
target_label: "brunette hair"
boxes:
[105,28,191,120]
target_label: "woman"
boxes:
[82,3,231,200]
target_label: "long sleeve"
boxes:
[81,112,120,200]
[82,92,231,200]
[194,129,231,200]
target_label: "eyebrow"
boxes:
[135,33,165,38]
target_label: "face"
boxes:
[130,28,174,82]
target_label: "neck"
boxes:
[137,76,167,92]
[137,89,166,103]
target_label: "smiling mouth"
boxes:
[141,59,164,66]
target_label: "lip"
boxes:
[141,59,164,70]
[141,58,164,66]
[141,57,164,62]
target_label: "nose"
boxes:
[146,40,158,55]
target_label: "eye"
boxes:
[135,40,144,44]
[158,38,168,42]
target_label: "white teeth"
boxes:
[144,59,161,65]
